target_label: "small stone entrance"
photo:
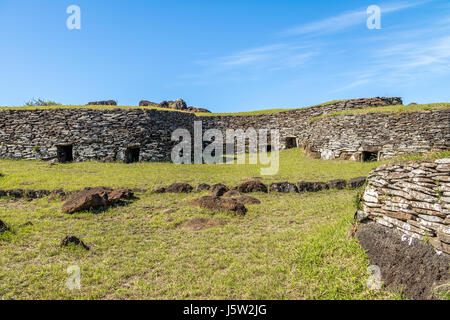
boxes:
[57,145,73,163]
[125,147,140,163]
[285,137,297,149]
[362,151,379,162]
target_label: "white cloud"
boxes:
[281,1,431,37]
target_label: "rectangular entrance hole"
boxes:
[57,145,73,163]
[362,151,378,162]
[125,147,140,163]
[285,137,298,149]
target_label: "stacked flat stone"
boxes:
[359,158,450,254]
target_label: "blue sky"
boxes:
[0,0,449,112]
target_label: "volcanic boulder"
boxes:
[235,180,268,193]
[60,236,90,251]
[61,187,134,214]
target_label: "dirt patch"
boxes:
[178,218,226,231]
[60,235,90,251]
[356,222,450,300]
[190,196,247,216]
[235,196,261,205]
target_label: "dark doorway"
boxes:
[285,137,297,149]
[362,151,378,162]
[57,145,73,163]
[265,145,272,153]
[125,147,140,163]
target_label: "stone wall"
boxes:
[305,110,450,161]
[0,108,196,162]
[0,97,447,163]
[358,158,450,255]
[201,97,403,149]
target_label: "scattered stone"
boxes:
[297,182,328,192]
[166,183,193,193]
[327,179,347,190]
[270,182,298,193]
[139,100,157,107]
[210,184,229,197]
[60,236,90,251]
[223,190,241,198]
[61,187,134,214]
[87,100,117,106]
[178,218,226,231]
[186,107,211,113]
[235,180,268,193]
[190,196,247,216]
[348,176,367,189]
[48,189,66,202]
[154,186,167,194]
[197,183,211,192]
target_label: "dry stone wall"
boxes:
[305,110,450,161]
[0,97,447,162]
[358,158,450,255]
[0,108,196,162]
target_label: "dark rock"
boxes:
[7,189,24,198]
[348,176,367,189]
[60,235,90,251]
[21,221,33,227]
[0,219,8,233]
[87,100,117,106]
[170,99,187,110]
[187,107,212,113]
[357,222,450,300]
[154,186,167,194]
[139,100,157,107]
[210,184,229,197]
[61,187,134,214]
[190,196,247,216]
[166,183,193,193]
[327,179,347,190]
[297,182,328,192]
[48,189,66,201]
[270,182,298,193]
[223,190,241,198]
[197,183,211,192]
[235,180,268,193]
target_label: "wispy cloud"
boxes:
[182,43,318,83]
[281,1,431,37]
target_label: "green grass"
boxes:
[0,149,387,191]
[1,149,445,299]
[0,99,345,117]
[310,103,450,123]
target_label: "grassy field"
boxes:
[310,103,450,122]
[1,149,446,300]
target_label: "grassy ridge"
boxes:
[310,103,450,123]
